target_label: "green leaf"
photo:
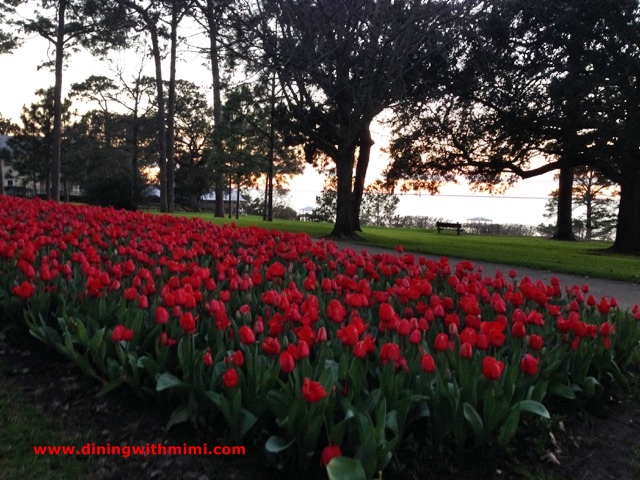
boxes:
[237,409,258,439]
[166,405,189,430]
[386,409,400,437]
[137,356,158,377]
[264,435,295,454]
[74,317,90,345]
[517,399,550,419]
[326,456,367,480]
[322,359,340,385]
[156,372,189,392]
[89,327,106,353]
[529,379,548,402]
[463,402,484,437]
[581,376,601,399]
[549,383,576,400]
[497,406,521,446]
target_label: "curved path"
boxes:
[330,240,640,311]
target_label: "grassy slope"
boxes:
[177,213,640,283]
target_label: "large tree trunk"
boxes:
[205,0,225,218]
[611,164,640,254]
[150,24,168,212]
[351,124,374,231]
[266,72,276,222]
[554,167,576,240]
[166,1,179,213]
[50,0,66,202]
[330,147,357,238]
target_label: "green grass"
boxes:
[172,213,640,283]
[0,372,91,480]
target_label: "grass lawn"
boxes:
[0,372,90,479]
[174,213,640,283]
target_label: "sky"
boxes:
[0,23,559,227]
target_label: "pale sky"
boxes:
[0,28,559,226]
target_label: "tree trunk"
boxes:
[266,72,276,222]
[262,182,268,221]
[130,113,140,210]
[228,180,232,219]
[351,124,374,231]
[150,24,168,213]
[235,178,240,219]
[585,193,593,240]
[330,148,357,238]
[554,167,575,240]
[205,0,225,218]
[166,2,179,213]
[50,0,66,202]
[611,164,640,254]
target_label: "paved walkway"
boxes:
[330,240,640,311]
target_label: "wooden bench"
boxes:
[436,221,463,235]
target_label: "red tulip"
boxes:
[337,325,359,346]
[379,303,397,323]
[302,378,327,402]
[379,342,401,365]
[279,351,295,373]
[12,281,36,300]
[316,326,328,343]
[528,334,544,351]
[137,295,149,309]
[112,324,134,342]
[203,350,213,367]
[434,333,449,352]
[482,356,504,381]
[353,340,368,359]
[239,325,256,344]
[297,340,310,359]
[266,261,286,280]
[460,342,473,359]
[155,306,170,325]
[229,350,244,367]
[326,299,347,323]
[520,354,539,376]
[179,312,197,333]
[223,368,239,388]
[262,337,281,356]
[420,353,436,373]
[320,445,342,467]
[511,322,527,338]
[409,329,422,344]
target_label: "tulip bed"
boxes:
[1,196,640,479]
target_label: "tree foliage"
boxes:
[386,0,640,253]
[16,0,131,201]
[233,0,474,237]
[311,177,399,226]
[539,168,619,240]
[8,88,72,196]
[0,0,24,53]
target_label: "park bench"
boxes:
[436,221,463,235]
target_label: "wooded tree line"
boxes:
[1,1,639,253]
